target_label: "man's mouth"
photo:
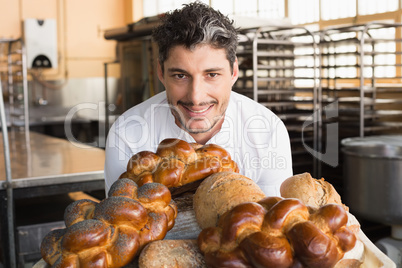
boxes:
[186,106,211,113]
[180,103,215,116]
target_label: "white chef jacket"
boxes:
[104,91,293,197]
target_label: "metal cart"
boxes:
[319,22,402,138]
[234,25,321,177]
[318,22,402,183]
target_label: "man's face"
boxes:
[158,44,238,135]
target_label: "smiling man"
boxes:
[104,2,293,196]
[161,44,236,144]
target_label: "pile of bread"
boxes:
[40,139,364,268]
[194,172,364,268]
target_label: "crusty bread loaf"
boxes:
[280,172,364,267]
[280,172,345,210]
[138,240,206,268]
[40,179,178,268]
[193,172,266,229]
[120,139,239,188]
[280,173,361,232]
[198,196,358,268]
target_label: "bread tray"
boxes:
[358,229,396,268]
[33,229,396,268]
[33,195,396,268]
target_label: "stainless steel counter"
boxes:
[0,131,105,189]
[0,131,106,267]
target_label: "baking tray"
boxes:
[358,229,396,268]
[33,215,396,268]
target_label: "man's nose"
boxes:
[187,77,206,105]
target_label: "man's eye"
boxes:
[175,74,186,79]
[208,73,218,78]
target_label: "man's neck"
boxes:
[176,118,224,145]
[190,132,214,145]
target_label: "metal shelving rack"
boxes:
[0,38,30,133]
[0,38,29,268]
[319,22,402,138]
[317,22,402,183]
[234,25,320,177]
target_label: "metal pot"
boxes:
[342,135,402,226]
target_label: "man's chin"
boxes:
[182,121,214,134]
[185,126,211,134]
[177,116,220,135]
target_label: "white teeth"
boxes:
[189,106,210,113]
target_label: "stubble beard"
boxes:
[167,101,225,134]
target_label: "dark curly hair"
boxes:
[152,1,238,73]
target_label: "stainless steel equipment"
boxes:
[342,135,402,227]
[342,135,402,266]
[104,15,164,116]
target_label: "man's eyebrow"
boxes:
[167,67,224,73]
[205,67,224,72]
[167,68,187,73]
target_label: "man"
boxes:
[104,2,293,196]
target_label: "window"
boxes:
[258,0,285,19]
[143,0,208,17]
[288,0,319,24]
[363,27,397,78]
[143,0,285,20]
[321,0,356,20]
[211,0,234,15]
[358,0,398,15]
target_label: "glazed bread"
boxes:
[280,172,346,210]
[40,178,178,268]
[119,138,239,188]
[138,240,207,268]
[198,196,358,268]
[193,172,266,229]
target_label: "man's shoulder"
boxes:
[110,91,168,131]
[127,91,167,113]
[230,91,277,116]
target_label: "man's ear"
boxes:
[232,57,239,85]
[157,62,164,84]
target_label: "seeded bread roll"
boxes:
[138,240,206,268]
[193,172,266,229]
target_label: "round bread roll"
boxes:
[193,172,266,229]
[138,240,206,268]
[280,172,345,209]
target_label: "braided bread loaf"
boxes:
[40,178,178,268]
[119,138,239,188]
[198,196,357,268]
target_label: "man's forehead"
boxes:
[164,45,230,68]
[166,44,227,58]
